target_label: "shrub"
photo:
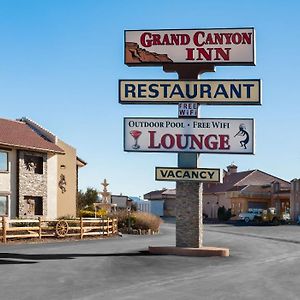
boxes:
[109,210,132,229]
[79,209,107,218]
[57,215,77,220]
[109,211,162,232]
[217,206,233,221]
[132,212,162,231]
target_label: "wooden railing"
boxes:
[0,217,118,243]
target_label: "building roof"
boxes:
[144,189,167,200]
[0,118,64,154]
[162,189,176,196]
[144,167,291,199]
[203,169,290,194]
[76,156,87,167]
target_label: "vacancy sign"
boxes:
[124,118,255,154]
[125,28,255,65]
[156,167,222,182]
[119,80,261,105]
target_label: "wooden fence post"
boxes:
[38,217,42,239]
[80,217,84,239]
[107,218,110,237]
[114,218,118,234]
[99,217,104,236]
[2,216,7,244]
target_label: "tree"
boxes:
[217,206,233,221]
[77,188,99,211]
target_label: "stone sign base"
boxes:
[148,246,229,257]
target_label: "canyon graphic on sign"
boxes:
[125,28,255,65]
[124,118,255,154]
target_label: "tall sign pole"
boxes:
[163,64,214,248]
[122,27,257,256]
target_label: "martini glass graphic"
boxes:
[130,130,142,149]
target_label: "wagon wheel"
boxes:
[55,220,69,237]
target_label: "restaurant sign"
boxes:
[124,118,255,154]
[119,79,261,105]
[125,28,255,65]
[155,167,222,182]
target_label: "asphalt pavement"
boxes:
[1,220,300,300]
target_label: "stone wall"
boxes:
[176,181,203,248]
[18,151,47,218]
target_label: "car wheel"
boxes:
[244,217,250,223]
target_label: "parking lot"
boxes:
[1,221,300,300]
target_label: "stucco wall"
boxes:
[203,193,229,218]
[56,139,77,218]
[47,153,58,219]
[0,149,17,218]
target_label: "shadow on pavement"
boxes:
[0,259,38,265]
[0,251,153,264]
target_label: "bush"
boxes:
[109,210,132,229]
[109,211,162,232]
[79,209,107,218]
[57,215,77,220]
[132,212,162,231]
[217,206,233,221]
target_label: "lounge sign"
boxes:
[124,118,255,154]
[119,80,261,105]
[155,167,222,182]
[125,28,255,65]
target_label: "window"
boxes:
[0,196,8,215]
[0,151,8,172]
[24,196,43,215]
[24,155,43,174]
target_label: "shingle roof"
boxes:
[144,168,290,198]
[144,189,166,200]
[204,169,290,194]
[0,118,64,153]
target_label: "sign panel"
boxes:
[155,167,222,182]
[125,28,255,65]
[178,103,198,117]
[119,80,261,105]
[124,118,255,154]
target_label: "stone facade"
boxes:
[176,181,203,248]
[18,151,47,218]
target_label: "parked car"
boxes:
[254,207,291,225]
[238,208,263,223]
[281,211,291,224]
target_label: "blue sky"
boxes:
[0,0,299,197]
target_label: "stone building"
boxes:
[144,164,292,219]
[0,117,86,219]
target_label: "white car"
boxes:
[239,208,263,223]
